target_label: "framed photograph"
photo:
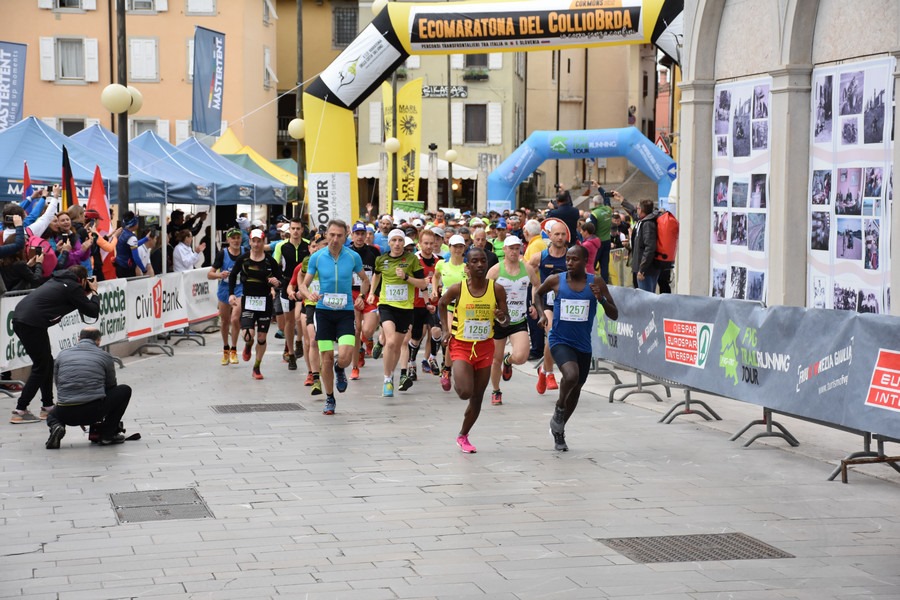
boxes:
[712,211,728,244]
[752,84,770,119]
[810,169,831,205]
[715,90,732,135]
[839,70,864,116]
[747,271,766,302]
[841,116,859,145]
[835,217,862,260]
[716,135,728,156]
[863,74,886,144]
[812,276,827,309]
[864,218,880,270]
[833,282,858,311]
[751,120,768,151]
[731,181,749,208]
[814,74,833,143]
[711,268,727,298]
[858,289,881,314]
[713,175,729,207]
[729,266,747,299]
[732,95,752,158]
[749,173,767,209]
[862,198,881,217]
[748,213,766,252]
[836,167,862,215]
[864,167,883,197]
[730,213,748,246]
[810,211,830,251]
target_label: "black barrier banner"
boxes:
[592,287,900,438]
[408,1,644,51]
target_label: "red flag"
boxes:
[22,161,33,201]
[60,145,79,212]
[87,165,111,236]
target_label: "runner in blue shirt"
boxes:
[297,219,369,415]
[534,245,618,452]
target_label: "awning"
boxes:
[210,127,243,154]
[357,153,478,180]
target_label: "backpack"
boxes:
[654,210,679,266]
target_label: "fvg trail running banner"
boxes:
[592,287,900,439]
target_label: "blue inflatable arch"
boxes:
[487,127,677,208]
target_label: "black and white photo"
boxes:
[731,181,748,208]
[839,71,863,115]
[729,266,747,299]
[748,213,766,252]
[814,74,833,143]
[810,169,831,205]
[810,211,830,251]
[730,213,748,246]
[715,90,731,135]
[732,95,751,158]
[749,173,767,208]
[751,120,768,151]
[747,271,765,302]
[711,268,727,298]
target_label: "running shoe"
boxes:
[501,353,513,381]
[551,429,568,452]
[323,397,336,415]
[456,434,476,454]
[252,367,264,380]
[550,410,565,434]
[382,379,394,397]
[287,354,298,371]
[229,348,239,364]
[546,372,559,391]
[358,346,366,367]
[428,357,441,376]
[274,330,285,339]
[295,341,304,358]
[282,348,290,362]
[536,366,548,395]
[221,350,230,366]
[334,365,348,393]
[39,406,53,420]
[398,374,413,391]
[311,379,323,395]
[350,367,360,380]
[45,424,66,450]
[491,390,502,406]
[304,372,314,386]
[440,368,452,392]
[9,410,39,424]
[242,344,252,362]
[408,363,417,381]
[421,359,432,375]
[372,342,383,360]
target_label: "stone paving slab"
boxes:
[1,335,899,599]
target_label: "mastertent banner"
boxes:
[592,287,900,438]
[0,41,26,132]
[1,270,217,371]
[192,26,225,136]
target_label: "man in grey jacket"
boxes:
[45,328,132,449]
[631,199,661,293]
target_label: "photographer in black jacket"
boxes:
[10,265,100,424]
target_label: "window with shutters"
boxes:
[127,0,155,10]
[56,0,83,8]
[263,46,278,90]
[129,38,158,82]
[464,104,487,144]
[57,39,85,80]
[186,0,215,15]
[186,39,194,82]
[60,119,86,136]
[333,3,357,48]
[464,54,488,68]
[131,119,157,139]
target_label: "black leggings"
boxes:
[12,321,53,411]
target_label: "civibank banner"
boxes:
[0,41,26,133]
[592,287,900,439]
[192,27,225,136]
[0,270,217,371]
[303,0,682,223]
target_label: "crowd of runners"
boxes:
[209,209,619,453]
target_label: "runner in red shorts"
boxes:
[439,247,509,454]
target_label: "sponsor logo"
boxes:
[596,316,633,349]
[663,318,713,368]
[796,338,853,393]
[637,312,658,355]
[337,56,359,89]
[865,349,900,412]
[549,136,567,153]
[191,282,210,297]
[207,36,224,111]
[718,320,790,386]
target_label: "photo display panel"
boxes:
[710,77,772,302]
[807,56,895,313]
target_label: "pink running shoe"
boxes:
[440,368,452,392]
[456,435,476,453]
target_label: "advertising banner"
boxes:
[397,77,423,206]
[592,287,900,438]
[0,279,128,371]
[192,26,226,136]
[0,41,26,132]
[181,268,218,323]
[126,273,188,340]
[807,56,895,313]
[710,77,772,303]
[308,172,352,230]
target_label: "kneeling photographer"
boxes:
[46,327,132,449]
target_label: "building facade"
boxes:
[8,0,279,155]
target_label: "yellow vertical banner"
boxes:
[381,82,394,214]
[397,77,423,211]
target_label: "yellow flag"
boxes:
[396,78,423,209]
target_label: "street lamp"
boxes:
[385,136,400,213]
[287,118,305,219]
[100,82,141,222]
[445,148,457,208]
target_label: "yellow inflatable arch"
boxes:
[303,0,683,226]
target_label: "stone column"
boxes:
[767,64,812,307]
[675,79,715,295]
[891,51,900,315]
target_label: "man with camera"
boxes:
[10,265,101,424]
[45,327,132,449]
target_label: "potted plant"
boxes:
[463,67,489,81]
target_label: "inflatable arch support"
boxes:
[488,127,677,208]
[303,0,684,226]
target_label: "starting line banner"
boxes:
[593,287,900,439]
[1,269,217,371]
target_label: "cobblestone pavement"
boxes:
[2,335,899,599]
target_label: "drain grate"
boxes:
[110,488,214,524]
[599,533,794,563]
[211,402,305,413]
